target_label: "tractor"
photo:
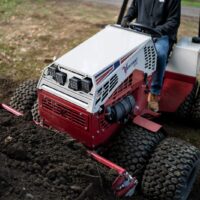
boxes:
[1,0,200,199]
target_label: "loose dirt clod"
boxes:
[0,109,117,200]
[4,135,13,144]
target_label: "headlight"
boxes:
[81,78,93,93]
[56,72,67,86]
[48,65,57,79]
[69,77,81,91]
[48,65,67,85]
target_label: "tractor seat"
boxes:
[192,37,200,44]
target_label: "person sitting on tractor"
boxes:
[121,0,181,112]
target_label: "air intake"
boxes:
[42,97,88,128]
[101,74,119,102]
[144,45,156,71]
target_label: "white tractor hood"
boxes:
[55,25,151,77]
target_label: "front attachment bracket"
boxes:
[112,172,138,197]
[88,151,138,198]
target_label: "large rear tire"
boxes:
[176,84,197,119]
[142,137,200,200]
[191,94,200,125]
[10,80,38,113]
[106,125,165,181]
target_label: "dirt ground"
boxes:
[0,108,119,200]
[0,0,200,199]
[0,109,199,200]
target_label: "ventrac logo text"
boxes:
[122,58,138,74]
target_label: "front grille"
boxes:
[42,97,88,128]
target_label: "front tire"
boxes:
[10,80,38,114]
[142,137,200,200]
[31,100,40,124]
[106,125,165,181]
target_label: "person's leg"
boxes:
[148,36,170,112]
[151,36,170,95]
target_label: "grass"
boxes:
[0,0,23,20]
[0,0,22,11]
[0,0,117,82]
[182,0,200,7]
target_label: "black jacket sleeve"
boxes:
[155,0,181,38]
[124,0,138,22]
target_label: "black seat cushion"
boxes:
[192,37,200,44]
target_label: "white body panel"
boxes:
[38,25,157,113]
[167,37,200,77]
[55,25,151,77]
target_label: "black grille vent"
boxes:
[101,74,118,102]
[144,46,156,70]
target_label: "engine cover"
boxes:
[37,25,157,114]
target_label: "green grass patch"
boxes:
[0,0,22,18]
[182,0,200,7]
[0,0,48,20]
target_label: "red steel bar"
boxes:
[88,150,125,175]
[0,103,23,116]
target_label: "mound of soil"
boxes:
[0,108,117,200]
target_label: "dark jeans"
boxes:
[151,36,170,95]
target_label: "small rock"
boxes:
[4,136,13,144]
[34,178,42,186]
[70,185,82,192]
[25,193,34,199]
[32,163,41,171]
[44,56,56,63]
[20,48,27,53]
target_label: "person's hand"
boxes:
[121,18,130,28]
[154,27,162,37]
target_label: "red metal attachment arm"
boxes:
[88,150,125,174]
[0,103,23,116]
